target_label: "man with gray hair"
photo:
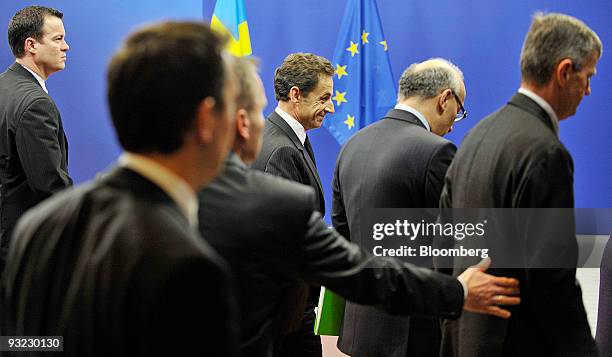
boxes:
[439,12,602,356]
[332,58,470,357]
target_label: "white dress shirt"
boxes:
[518,87,559,135]
[394,103,431,132]
[275,106,307,145]
[118,153,198,227]
[19,63,48,94]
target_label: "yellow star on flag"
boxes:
[346,41,359,57]
[335,64,348,79]
[379,40,388,51]
[361,30,370,44]
[333,90,347,107]
[344,114,355,129]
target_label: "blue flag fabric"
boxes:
[323,0,396,145]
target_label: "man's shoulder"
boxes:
[343,117,453,158]
[213,162,314,207]
[0,66,47,97]
[18,177,217,262]
[472,101,563,151]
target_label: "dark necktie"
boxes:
[304,135,316,167]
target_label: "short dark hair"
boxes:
[107,21,227,154]
[273,53,334,101]
[8,6,63,58]
[520,12,602,86]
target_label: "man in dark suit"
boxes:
[0,6,73,274]
[251,52,335,356]
[199,57,520,357]
[1,22,239,356]
[597,234,612,357]
[439,13,602,357]
[331,58,467,357]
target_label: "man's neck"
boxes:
[139,149,216,192]
[520,81,560,117]
[16,57,47,80]
[277,101,305,129]
[398,98,436,130]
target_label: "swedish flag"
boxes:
[211,0,252,57]
[323,0,396,145]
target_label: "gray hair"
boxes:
[520,12,602,86]
[398,58,464,101]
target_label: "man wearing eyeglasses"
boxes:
[333,58,468,357]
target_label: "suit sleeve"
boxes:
[15,98,72,196]
[298,211,464,319]
[517,145,598,355]
[331,156,350,240]
[424,141,456,208]
[264,146,307,184]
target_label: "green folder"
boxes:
[314,286,346,336]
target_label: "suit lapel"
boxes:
[508,93,557,134]
[383,109,429,130]
[268,112,324,197]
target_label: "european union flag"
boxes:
[210,0,252,57]
[323,0,396,145]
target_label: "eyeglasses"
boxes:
[451,91,467,122]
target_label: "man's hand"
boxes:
[458,257,520,319]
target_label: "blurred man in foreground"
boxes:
[1,22,239,356]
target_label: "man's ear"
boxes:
[235,108,251,141]
[25,37,37,55]
[555,58,573,87]
[438,89,452,113]
[194,97,217,145]
[289,86,301,103]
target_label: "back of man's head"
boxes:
[520,12,602,86]
[8,5,63,58]
[234,57,262,112]
[398,58,463,102]
[273,52,334,101]
[107,21,227,154]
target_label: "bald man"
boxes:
[332,58,468,357]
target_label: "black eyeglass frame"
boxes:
[451,91,467,122]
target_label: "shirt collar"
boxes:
[518,88,559,135]
[275,106,307,145]
[19,63,48,94]
[118,153,198,228]
[394,103,431,132]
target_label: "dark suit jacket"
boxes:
[0,62,72,272]
[0,167,239,356]
[332,109,456,357]
[198,153,464,357]
[251,110,325,334]
[439,93,598,357]
[597,234,612,357]
[252,111,324,214]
